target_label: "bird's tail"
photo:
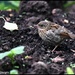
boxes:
[68,33,75,39]
[59,32,75,39]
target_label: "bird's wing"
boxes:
[68,33,75,39]
[59,32,70,37]
[50,23,60,29]
[58,26,75,39]
[46,23,60,30]
[46,30,55,39]
[59,32,75,39]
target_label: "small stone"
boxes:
[0,48,3,51]
[64,19,69,23]
[9,14,14,17]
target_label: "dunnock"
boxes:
[37,20,75,52]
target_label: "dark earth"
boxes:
[0,1,75,74]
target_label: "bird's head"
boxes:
[37,20,50,30]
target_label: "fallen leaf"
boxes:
[51,56,64,62]
[71,49,75,52]
[25,55,32,59]
[3,21,18,31]
[0,16,18,31]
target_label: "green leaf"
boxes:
[10,69,18,74]
[0,2,6,10]
[64,1,75,8]
[7,51,14,59]
[0,46,25,60]
[70,63,75,68]
[0,51,10,59]
[14,66,19,68]
[11,46,25,55]
[8,1,20,7]
[66,67,74,74]
[7,46,25,60]
[0,1,19,11]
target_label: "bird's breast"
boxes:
[38,29,47,41]
[38,29,62,45]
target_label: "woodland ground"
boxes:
[0,1,75,74]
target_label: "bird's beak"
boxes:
[34,25,38,28]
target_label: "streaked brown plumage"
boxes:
[37,20,75,52]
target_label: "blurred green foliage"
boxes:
[0,1,75,11]
[0,1,20,11]
[64,1,75,8]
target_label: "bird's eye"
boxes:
[40,24,44,27]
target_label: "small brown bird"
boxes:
[37,20,75,52]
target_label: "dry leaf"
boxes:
[25,56,32,59]
[71,49,75,52]
[0,16,18,31]
[3,21,18,31]
[51,56,64,62]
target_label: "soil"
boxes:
[0,1,75,74]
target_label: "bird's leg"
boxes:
[52,45,59,53]
[51,39,64,53]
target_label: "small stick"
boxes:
[52,45,59,53]
[0,16,6,22]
